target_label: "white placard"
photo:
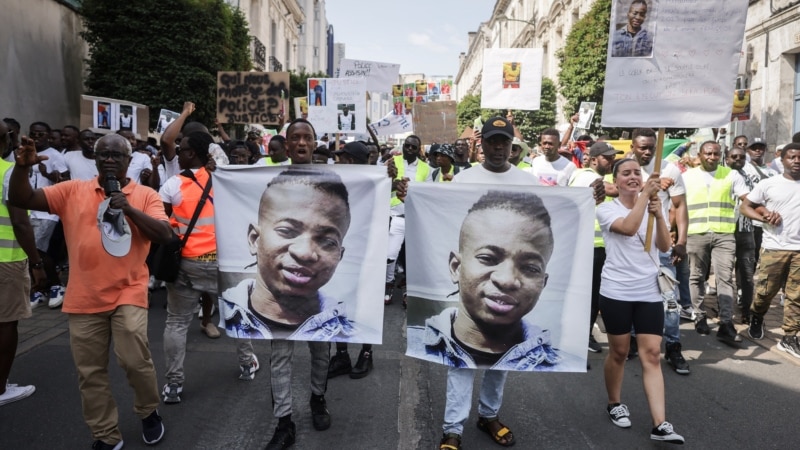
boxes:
[307,78,367,134]
[337,58,401,93]
[601,0,748,128]
[480,48,543,110]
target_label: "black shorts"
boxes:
[599,295,664,336]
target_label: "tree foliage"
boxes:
[456,78,557,144]
[81,0,251,129]
[557,0,694,138]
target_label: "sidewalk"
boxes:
[17,305,69,355]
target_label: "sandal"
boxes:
[477,417,515,447]
[439,433,461,450]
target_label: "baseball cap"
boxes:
[747,138,766,149]
[481,117,514,140]
[511,137,530,155]
[97,198,132,257]
[334,141,369,163]
[589,142,621,157]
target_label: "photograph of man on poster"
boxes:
[407,190,581,370]
[502,62,521,88]
[309,80,326,106]
[119,105,134,131]
[96,102,111,129]
[611,0,655,58]
[337,104,356,131]
[220,168,377,341]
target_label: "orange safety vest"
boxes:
[170,168,216,257]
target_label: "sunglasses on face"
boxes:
[404,143,418,150]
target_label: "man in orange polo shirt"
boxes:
[9,133,173,450]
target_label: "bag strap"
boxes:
[178,170,213,247]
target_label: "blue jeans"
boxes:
[443,368,507,435]
[659,252,680,345]
[675,256,691,309]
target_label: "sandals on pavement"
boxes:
[439,433,461,450]
[477,416,515,447]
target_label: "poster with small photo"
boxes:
[576,102,597,129]
[156,109,179,134]
[117,104,136,132]
[610,0,656,58]
[94,101,112,129]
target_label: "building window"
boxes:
[314,46,319,57]
[271,20,277,60]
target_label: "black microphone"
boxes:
[104,174,121,198]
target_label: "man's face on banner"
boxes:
[450,208,551,328]
[249,183,350,301]
[627,2,647,32]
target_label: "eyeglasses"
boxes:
[729,155,746,160]
[404,143,418,150]
[96,151,129,160]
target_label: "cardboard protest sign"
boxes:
[369,111,413,136]
[731,89,750,121]
[216,71,289,125]
[405,183,593,371]
[601,0,748,127]
[411,101,457,145]
[212,165,390,343]
[80,95,148,137]
[306,78,367,134]
[481,48,543,110]
[337,58,400,92]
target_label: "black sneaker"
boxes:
[665,342,690,375]
[327,351,352,379]
[349,348,373,379]
[162,383,182,404]
[740,309,751,325]
[265,421,296,450]
[91,440,123,450]
[748,314,764,340]
[778,335,800,360]
[694,317,710,335]
[588,335,602,353]
[309,394,331,431]
[606,403,631,428]
[142,409,165,445]
[650,421,685,444]
[716,321,742,346]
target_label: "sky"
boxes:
[324,0,496,78]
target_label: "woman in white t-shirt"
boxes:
[595,158,684,444]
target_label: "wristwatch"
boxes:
[31,261,44,269]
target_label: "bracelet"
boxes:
[31,261,44,269]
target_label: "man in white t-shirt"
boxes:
[27,122,68,308]
[437,117,540,450]
[629,128,691,372]
[741,143,800,359]
[742,138,777,257]
[118,130,152,184]
[64,129,100,181]
[527,128,575,186]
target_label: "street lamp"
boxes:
[496,14,536,27]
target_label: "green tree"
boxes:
[557,0,694,138]
[456,78,557,144]
[81,0,251,129]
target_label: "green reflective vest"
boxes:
[516,160,531,169]
[684,166,736,235]
[264,156,291,166]
[0,160,28,262]
[390,155,430,207]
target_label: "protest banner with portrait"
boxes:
[481,48,544,110]
[212,164,390,343]
[602,0,748,127]
[216,71,289,126]
[307,78,367,134]
[80,95,148,137]
[337,58,400,92]
[405,183,594,372]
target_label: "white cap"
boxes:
[97,198,132,257]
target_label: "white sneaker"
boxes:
[48,285,66,309]
[0,383,35,406]
[30,292,45,309]
[650,421,685,444]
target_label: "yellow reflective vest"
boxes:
[569,169,613,248]
[390,155,429,207]
[0,160,28,262]
[683,166,736,235]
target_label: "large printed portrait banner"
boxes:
[337,58,400,93]
[212,165,390,343]
[601,0,748,128]
[80,95,147,137]
[405,183,594,372]
[481,48,544,110]
[307,78,367,134]
[216,71,289,126]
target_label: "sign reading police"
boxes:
[216,71,290,125]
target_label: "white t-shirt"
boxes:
[568,168,601,187]
[641,159,686,221]
[29,147,67,221]
[745,175,800,251]
[453,163,539,186]
[339,113,354,130]
[526,156,575,186]
[64,152,98,181]
[597,198,662,302]
[741,162,777,227]
[127,151,152,184]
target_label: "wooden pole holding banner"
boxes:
[643,128,666,251]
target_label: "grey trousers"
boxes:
[687,232,736,323]
[270,339,330,418]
